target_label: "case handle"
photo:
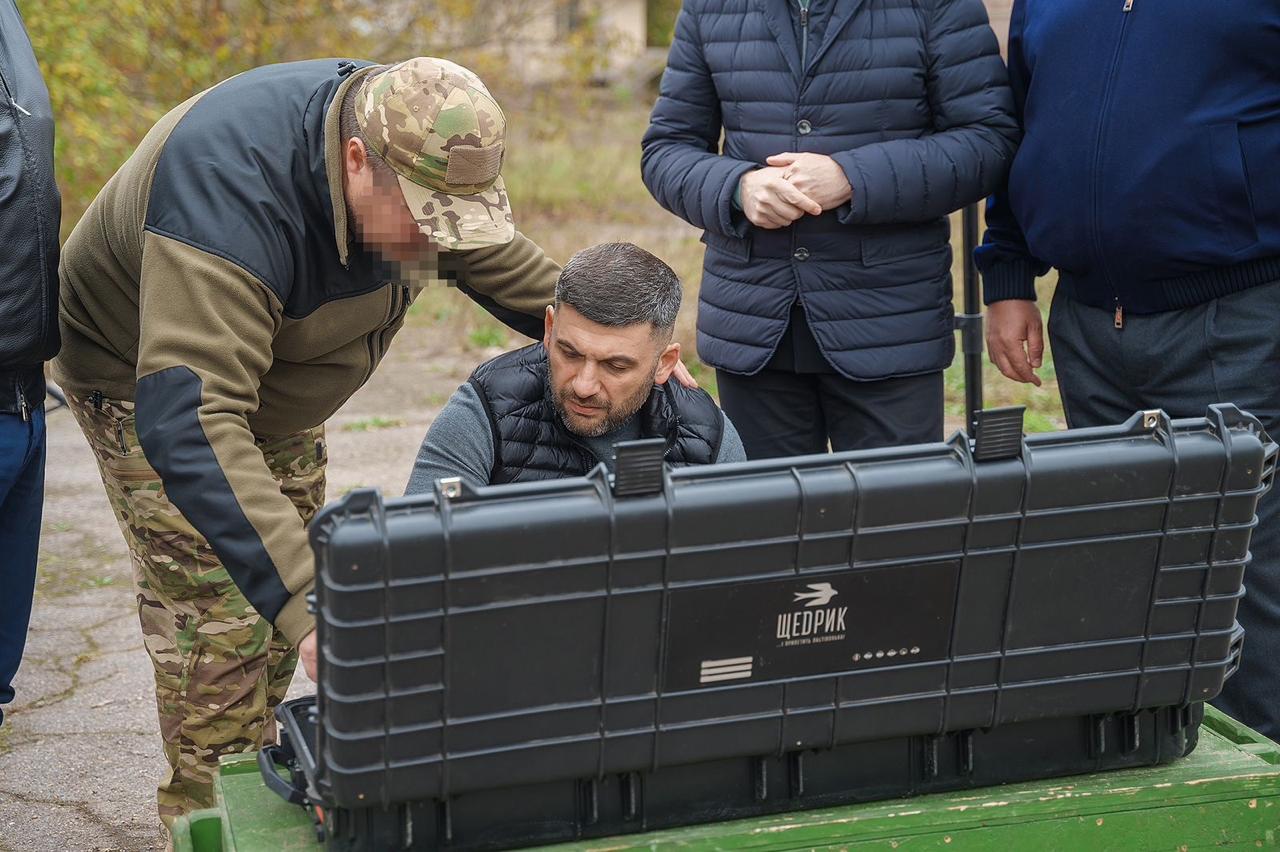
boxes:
[259,743,309,806]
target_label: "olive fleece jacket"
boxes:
[52,59,559,643]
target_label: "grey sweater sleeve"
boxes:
[405,382,495,494]
[714,411,748,463]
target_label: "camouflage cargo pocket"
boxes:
[66,393,217,577]
[257,424,327,526]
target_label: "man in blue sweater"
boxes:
[978,0,1280,737]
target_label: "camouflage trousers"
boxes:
[67,392,326,828]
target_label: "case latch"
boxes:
[612,438,667,497]
[972,406,1026,462]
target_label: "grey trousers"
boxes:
[1048,280,1280,739]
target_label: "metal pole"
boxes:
[957,204,984,435]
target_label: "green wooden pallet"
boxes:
[173,706,1280,851]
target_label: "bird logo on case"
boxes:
[793,582,838,607]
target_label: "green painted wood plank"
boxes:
[196,708,1280,851]
[570,757,1271,844]
[555,710,1280,850]
[216,752,322,850]
[558,790,1280,850]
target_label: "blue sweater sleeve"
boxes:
[973,0,1052,303]
[404,383,495,494]
[640,1,758,238]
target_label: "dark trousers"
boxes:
[716,368,944,459]
[0,407,46,726]
[1049,280,1280,739]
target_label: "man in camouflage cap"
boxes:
[52,56,559,830]
[359,57,515,250]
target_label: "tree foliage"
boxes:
[646,0,682,47]
[21,0,603,235]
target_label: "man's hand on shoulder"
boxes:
[670,359,699,389]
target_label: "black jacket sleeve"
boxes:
[0,0,60,368]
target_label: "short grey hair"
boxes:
[555,243,682,335]
[339,67,395,181]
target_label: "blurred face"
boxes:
[544,304,681,438]
[342,137,436,265]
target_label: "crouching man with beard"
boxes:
[406,242,746,491]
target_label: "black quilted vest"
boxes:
[469,343,724,484]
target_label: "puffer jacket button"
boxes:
[797,119,812,135]
[793,247,811,261]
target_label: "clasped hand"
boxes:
[738,152,853,230]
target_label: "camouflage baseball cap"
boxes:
[356,57,514,251]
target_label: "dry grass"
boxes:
[411,88,1065,431]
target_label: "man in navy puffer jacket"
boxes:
[643,0,1018,458]
[978,0,1280,738]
